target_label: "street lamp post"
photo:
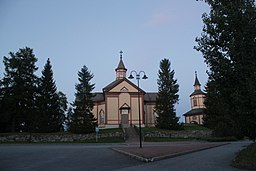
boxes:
[128,70,148,148]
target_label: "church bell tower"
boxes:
[115,51,127,80]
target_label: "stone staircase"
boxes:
[124,126,140,143]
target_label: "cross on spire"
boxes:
[120,51,123,60]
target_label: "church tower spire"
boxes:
[194,71,201,90]
[115,51,127,80]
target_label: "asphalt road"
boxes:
[0,144,141,171]
[0,141,251,171]
[115,141,251,171]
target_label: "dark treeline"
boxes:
[0,47,181,133]
[196,0,256,140]
[0,47,96,133]
[4,0,256,141]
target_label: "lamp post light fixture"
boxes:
[128,70,148,148]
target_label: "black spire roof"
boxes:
[194,71,201,86]
[190,71,205,96]
[115,51,127,71]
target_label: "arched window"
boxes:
[154,112,159,124]
[99,110,105,125]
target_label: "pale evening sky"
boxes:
[0,0,210,122]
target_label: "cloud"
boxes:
[146,12,173,27]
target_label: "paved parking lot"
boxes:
[0,141,251,171]
[0,144,141,171]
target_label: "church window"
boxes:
[192,116,197,120]
[121,87,128,92]
[154,112,158,124]
[120,73,123,78]
[99,110,105,125]
[193,97,197,107]
[121,109,129,115]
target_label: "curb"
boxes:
[112,148,153,162]
[112,143,229,163]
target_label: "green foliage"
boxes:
[232,143,256,170]
[65,107,73,132]
[195,0,256,140]
[0,47,38,132]
[0,48,67,133]
[99,128,122,133]
[37,58,66,132]
[69,65,97,134]
[155,58,180,130]
[143,125,208,134]
[57,91,67,129]
[142,127,166,133]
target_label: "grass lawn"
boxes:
[142,127,166,132]
[142,124,209,133]
[232,142,256,170]
[142,125,210,142]
[144,137,195,142]
[204,136,238,142]
[99,128,123,133]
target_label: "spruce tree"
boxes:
[1,47,38,132]
[195,0,256,140]
[0,77,11,132]
[69,65,96,134]
[57,91,68,131]
[65,107,73,132]
[155,58,180,130]
[38,58,65,132]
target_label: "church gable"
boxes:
[105,78,143,93]
[120,87,128,92]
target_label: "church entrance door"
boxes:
[121,114,129,128]
[120,108,129,128]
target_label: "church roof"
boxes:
[183,108,205,116]
[190,71,205,96]
[144,93,157,102]
[194,72,201,86]
[103,78,145,93]
[103,79,122,92]
[190,89,206,97]
[92,92,104,102]
[92,92,157,103]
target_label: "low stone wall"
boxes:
[0,132,124,143]
[144,130,212,138]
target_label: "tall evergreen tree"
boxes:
[65,107,73,132]
[38,58,65,132]
[69,65,96,134]
[195,0,256,140]
[0,77,10,132]
[57,91,68,131]
[155,58,180,130]
[0,47,38,132]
